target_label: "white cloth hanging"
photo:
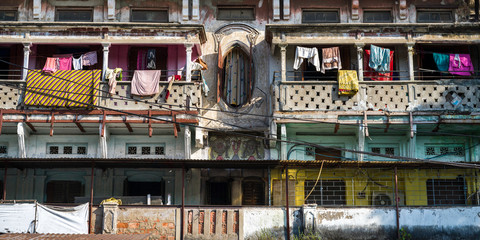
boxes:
[293,46,321,71]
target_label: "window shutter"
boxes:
[217,44,223,103]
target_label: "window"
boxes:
[207,178,231,205]
[417,10,453,23]
[221,46,253,107]
[424,144,465,161]
[306,147,342,160]
[126,143,165,156]
[242,178,265,205]
[46,180,84,203]
[363,11,392,23]
[368,144,400,160]
[217,7,255,20]
[304,180,346,206]
[0,10,17,21]
[302,10,339,23]
[55,9,93,22]
[0,145,7,155]
[427,177,466,205]
[124,180,165,197]
[131,9,168,23]
[47,143,88,155]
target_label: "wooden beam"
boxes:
[2,119,199,124]
[432,116,441,132]
[50,112,55,136]
[148,109,152,137]
[173,113,178,138]
[24,115,36,133]
[1,109,199,116]
[74,114,86,133]
[123,116,133,133]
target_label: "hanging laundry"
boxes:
[195,58,208,70]
[321,47,342,73]
[432,53,449,72]
[105,68,123,95]
[72,56,83,70]
[369,45,391,73]
[448,54,474,76]
[364,49,394,81]
[131,70,161,96]
[166,75,182,100]
[190,61,209,96]
[338,70,359,96]
[146,49,156,69]
[82,51,98,66]
[293,46,321,71]
[42,57,58,75]
[57,56,72,71]
[137,49,147,70]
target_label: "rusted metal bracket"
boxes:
[101,110,106,137]
[384,113,391,133]
[334,119,340,134]
[409,112,414,138]
[148,109,152,137]
[124,115,133,133]
[24,114,36,133]
[50,111,55,136]
[432,116,442,132]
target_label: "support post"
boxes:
[102,43,111,81]
[357,124,365,161]
[280,124,287,160]
[285,166,290,240]
[185,43,193,82]
[407,43,415,81]
[89,162,95,234]
[181,166,185,240]
[2,166,6,200]
[279,44,288,82]
[184,126,191,159]
[394,167,400,240]
[355,43,365,82]
[22,43,31,81]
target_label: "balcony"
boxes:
[273,70,480,113]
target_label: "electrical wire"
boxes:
[0,57,480,140]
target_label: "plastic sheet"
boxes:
[36,203,89,234]
[0,203,36,233]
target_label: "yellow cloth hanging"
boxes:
[100,197,122,205]
[338,70,359,96]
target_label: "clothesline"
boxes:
[416,50,470,55]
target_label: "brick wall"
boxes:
[115,207,177,239]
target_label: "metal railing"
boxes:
[0,69,22,80]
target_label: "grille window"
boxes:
[63,146,73,155]
[424,144,465,158]
[142,147,151,155]
[304,180,346,206]
[417,11,453,23]
[46,180,84,203]
[127,144,165,156]
[427,177,466,205]
[302,10,339,23]
[56,9,93,22]
[217,7,255,20]
[49,146,59,154]
[128,146,137,155]
[131,10,168,23]
[77,146,87,155]
[0,145,7,154]
[363,11,392,23]
[0,10,17,21]
[371,147,381,154]
[155,146,165,155]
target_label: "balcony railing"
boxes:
[274,71,480,112]
[0,69,203,111]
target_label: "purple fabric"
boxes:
[137,49,147,70]
[448,54,474,76]
[82,51,97,66]
[131,70,161,96]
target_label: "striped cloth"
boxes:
[25,70,101,108]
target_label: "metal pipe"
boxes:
[285,166,290,240]
[2,165,7,200]
[394,167,400,240]
[268,166,271,206]
[89,162,95,234]
[181,166,185,240]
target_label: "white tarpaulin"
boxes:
[36,203,89,234]
[0,203,36,233]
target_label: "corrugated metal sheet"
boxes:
[0,233,150,240]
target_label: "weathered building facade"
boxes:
[0,0,479,239]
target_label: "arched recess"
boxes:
[214,24,259,107]
[242,177,265,205]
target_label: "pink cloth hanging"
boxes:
[42,58,58,75]
[131,70,161,96]
[57,57,72,70]
[448,54,474,76]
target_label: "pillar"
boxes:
[281,124,287,160]
[185,43,193,82]
[102,202,118,234]
[184,126,191,159]
[407,43,415,81]
[279,43,288,82]
[102,43,110,81]
[355,43,364,82]
[22,43,31,81]
[99,124,109,158]
[357,124,365,161]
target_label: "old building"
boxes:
[0,0,479,239]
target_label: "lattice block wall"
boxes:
[102,83,202,111]
[365,85,409,111]
[281,84,358,111]
[414,85,480,111]
[0,82,21,109]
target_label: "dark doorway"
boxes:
[124,180,164,197]
[208,181,231,205]
[46,180,84,203]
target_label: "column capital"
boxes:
[22,42,32,49]
[102,43,111,49]
[279,43,288,50]
[354,42,365,48]
[184,43,194,49]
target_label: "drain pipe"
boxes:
[89,162,95,234]
[394,167,400,240]
[285,165,290,240]
[181,165,185,240]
